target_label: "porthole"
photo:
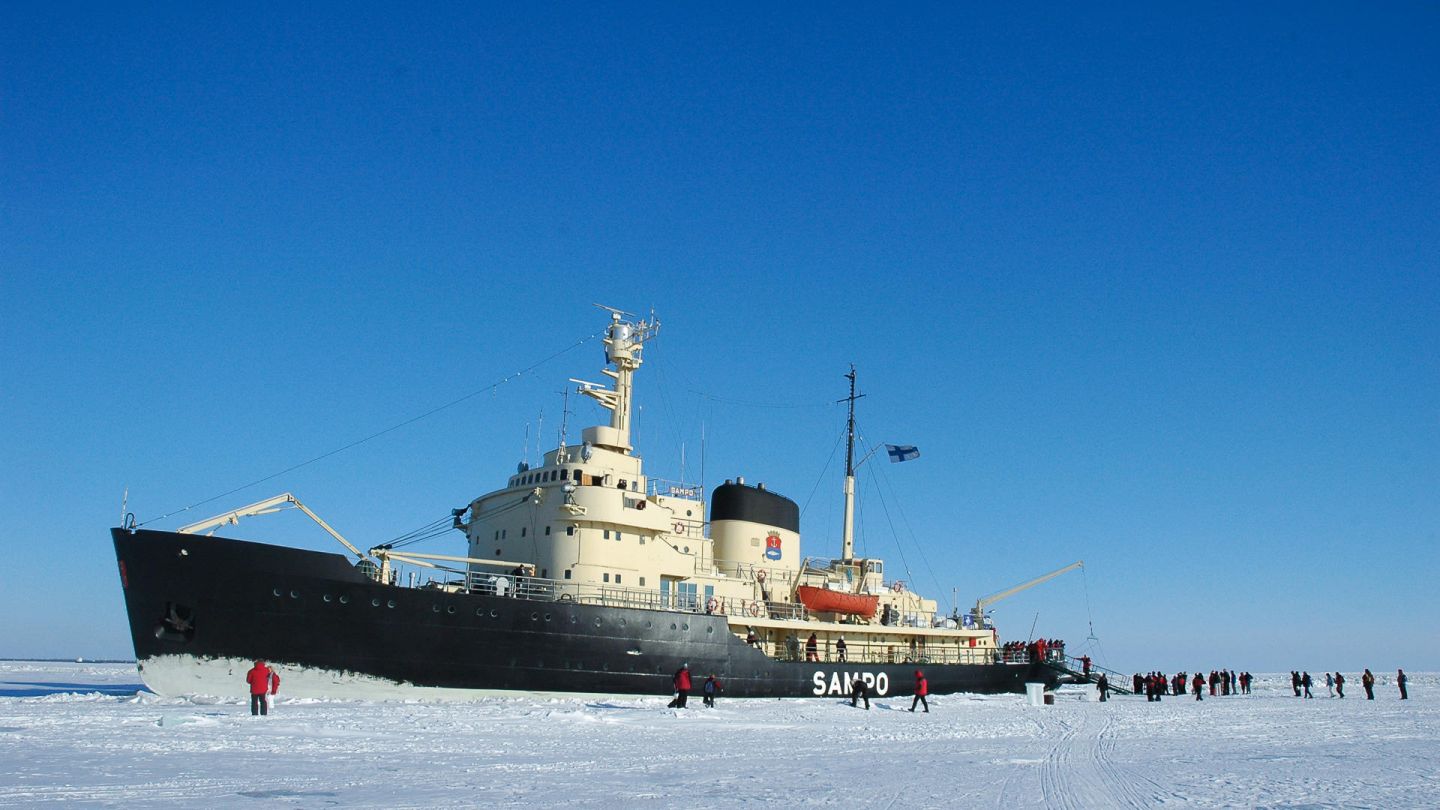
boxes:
[446,606,456,615]
[670,623,678,630]
[706,626,714,634]
[273,588,283,597]
[544,613,552,622]
[432,605,441,613]
[371,598,381,607]
[289,590,299,599]
[645,620,653,629]
[570,615,578,624]
[386,599,396,608]
[476,608,485,616]
[339,595,350,604]
[594,617,602,627]
[531,612,540,621]
[490,609,499,618]
[618,619,626,627]
[682,624,690,631]
[323,594,332,603]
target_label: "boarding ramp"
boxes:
[1042,654,1136,696]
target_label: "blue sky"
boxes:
[3,3,1436,671]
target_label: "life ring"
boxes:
[559,593,573,603]
[673,522,685,534]
[756,569,767,583]
[891,581,905,593]
[706,597,719,614]
[746,601,761,617]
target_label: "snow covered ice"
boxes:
[0,662,1434,808]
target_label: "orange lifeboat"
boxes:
[796,585,879,619]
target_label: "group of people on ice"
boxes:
[1118,669,1251,701]
[1291,669,1407,700]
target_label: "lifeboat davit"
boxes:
[796,585,879,618]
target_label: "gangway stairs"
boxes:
[1041,655,1136,696]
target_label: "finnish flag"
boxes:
[885,444,920,463]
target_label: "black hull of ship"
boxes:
[113,528,1054,698]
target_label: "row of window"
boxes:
[494,525,564,541]
[510,468,637,491]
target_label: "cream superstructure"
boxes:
[454,307,1000,667]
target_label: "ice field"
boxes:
[0,661,1433,808]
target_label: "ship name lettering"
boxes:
[811,671,889,696]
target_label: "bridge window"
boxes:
[615,574,622,584]
[521,527,527,537]
[603,573,611,583]
[564,570,572,579]
[566,526,575,536]
[603,530,611,539]
[639,577,646,586]
[560,469,569,480]
[545,526,551,536]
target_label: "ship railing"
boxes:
[756,639,998,666]
[454,571,759,616]
[647,479,703,501]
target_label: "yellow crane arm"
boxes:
[177,492,367,561]
[973,560,1084,619]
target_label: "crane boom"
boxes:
[177,492,367,561]
[972,560,1083,623]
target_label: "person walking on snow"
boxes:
[1335,672,1345,698]
[1362,669,1375,700]
[702,674,721,708]
[244,660,280,716]
[910,670,929,713]
[1325,672,1334,697]
[1302,672,1313,698]
[669,663,692,708]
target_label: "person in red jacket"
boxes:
[245,660,280,716]
[910,670,929,713]
[1192,672,1204,701]
[668,663,692,708]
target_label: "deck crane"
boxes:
[970,560,1084,628]
[177,492,369,562]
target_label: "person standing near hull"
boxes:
[244,660,280,716]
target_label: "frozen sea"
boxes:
[0,662,1433,808]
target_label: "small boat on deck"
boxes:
[795,585,879,618]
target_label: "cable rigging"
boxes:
[137,329,607,528]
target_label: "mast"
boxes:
[573,306,659,454]
[839,365,865,562]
